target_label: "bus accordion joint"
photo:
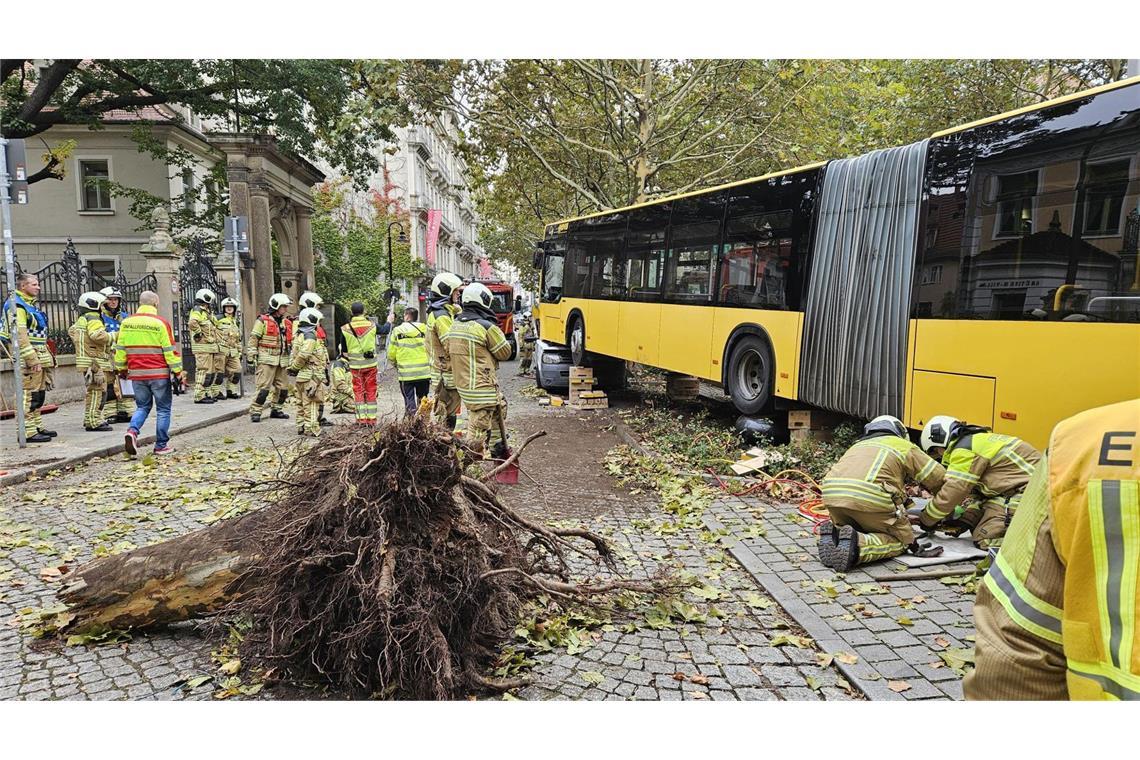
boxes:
[1001,411,1018,421]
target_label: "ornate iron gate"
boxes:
[174,237,228,375]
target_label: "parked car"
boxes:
[534,339,571,391]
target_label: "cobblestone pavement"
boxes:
[498,372,858,701]
[0,379,407,701]
[704,494,976,701]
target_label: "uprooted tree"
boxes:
[43,415,680,699]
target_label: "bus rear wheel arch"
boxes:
[725,333,774,416]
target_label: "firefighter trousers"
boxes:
[826,502,916,566]
[464,399,507,456]
[20,362,52,436]
[295,379,325,435]
[351,367,377,424]
[80,367,105,428]
[249,362,291,416]
[193,352,225,401]
[432,379,461,429]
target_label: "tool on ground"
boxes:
[491,407,517,484]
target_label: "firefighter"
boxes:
[0,273,56,442]
[188,288,221,403]
[287,307,329,437]
[965,398,1139,700]
[387,306,431,416]
[917,415,1042,549]
[339,301,378,424]
[817,415,947,571]
[68,291,113,432]
[516,314,535,376]
[246,293,294,423]
[426,272,463,430]
[292,291,332,427]
[446,282,512,457]
[216,297,243,399]
[98,286,132,423]
[327,356,356,414]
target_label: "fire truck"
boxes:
[477,279,518,360]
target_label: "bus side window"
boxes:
[664,192,726,303]
[624,203,670,302]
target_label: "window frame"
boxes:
[992,169,1041,240]
[1082,156,1134,238]
[662,190,728,305]
[75,156,115,214]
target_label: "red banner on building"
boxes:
[478,257,493,279]
[425,208,441,267]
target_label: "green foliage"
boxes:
[311,180,426,314]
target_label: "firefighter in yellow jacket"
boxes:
[1,273,56,442]
[246,293,293,423]
[388,306,432,417]
[917,416,1042,549]
[327,357,356,414]
[287,307,329,437]
[216,297,243,399]
[447,282,512,457]
[965,398,1139,700]
[69,291,113,432]
[340,301,378,424]
[818,415,947,571]
[188,288,222,403]
[426,272,463,430]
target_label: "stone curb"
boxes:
[1,406,248,488]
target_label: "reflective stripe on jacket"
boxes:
[113,305,182,380]
[1,292,49,364]
[426,300,459,387]
[965,398,1140,700]
[289,326,328,382]
[69,312,112,369]
[822,434,946,511]
[215,315,242,357]
[387,321,431,381]
[341,316,378,370]
[188,306,218,354]
[446,313,511,409]
[921,432,1041,526]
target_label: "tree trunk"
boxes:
[57,509,271,636]
[633,59,658,204]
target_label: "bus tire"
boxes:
[726,334,774,416]
[568,314,586,366]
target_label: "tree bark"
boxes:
[56,509,272,635]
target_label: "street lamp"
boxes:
[385,220,408,309]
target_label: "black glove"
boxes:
[286,368,299,377]
[363,350,375,359]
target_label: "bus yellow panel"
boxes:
[908,320,1140,449]
[910,370,996,431]
[712,309,803,399]
[658,303,715,379]
[585,300,621,357]
[617,301,662,366]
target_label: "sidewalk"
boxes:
[0,394,250,486]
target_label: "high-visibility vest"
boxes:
[69,311,112,369]
[0,292,49,365]
[921,431,1041,526]
[247,314,291,366]
[387,321,430,382]
[113,305,183,381]
[340,316,378,370]
[822,434,945,511]
[188,306,218,354]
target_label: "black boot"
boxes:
[250,414,262,423]
[818,521,859,572]
[195,397,216,405]
[40,429,58,437]
[26,432,52,443]
[85,423,113,432]
[270,409,290,419]
[114,412,131,423]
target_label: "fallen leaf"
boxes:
[672,672,687,682]
[911,595,926,604]
[836,652,859,665]
[897,617,914,626]
[887,680,912,693]
[933,636,950,649]
[816,653,834,668]
[219,659,242,675]
[690,691,709,700]
[690,674,710,686]
[805,675,824,692]
[580,671,605,686]
[744,593,772,610]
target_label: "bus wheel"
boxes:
[727,335,773,415]
[569,315,586,366]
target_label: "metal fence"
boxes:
[173,237,229,375]
[1,238,157,355]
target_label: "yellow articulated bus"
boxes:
[534,78,1140,448]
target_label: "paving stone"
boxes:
[758,665,802,687]
[877,630,922,648]
[736,687,779,701]
[780,687,821,701]
[874,660,920,679]
[720,665,763,688]
[709,645,749,664]
[901,679,949,700]
[856,644,899,664]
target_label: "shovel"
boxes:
[491,407,518,484]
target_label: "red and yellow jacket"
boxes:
[113,305,183,381]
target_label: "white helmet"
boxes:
[99,286,123,299]
[431,272,462,298]
[78,291,106,311]
[299,291,323,310]
[297,307,323,327]
[462,281,493,309]
[221,297,239,311]
[920,415,960,453]
[268,293,292,311]
[865,415,907,438]
[195,288,216,305]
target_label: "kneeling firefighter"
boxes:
[916,416,1041,550]
[818,415,947,571]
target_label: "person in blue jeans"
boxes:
[128,378,174,454]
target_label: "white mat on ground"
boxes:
[889,533,987,568]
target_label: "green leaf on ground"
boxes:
[770,634,813,649]
[580,671,605,686]
[744,593,772,609]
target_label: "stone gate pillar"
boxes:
[139,208,180,327]
[225,157,258,320]
[295,206,315,292]
[249,176,274,311]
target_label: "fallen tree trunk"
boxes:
[56,509,271,635]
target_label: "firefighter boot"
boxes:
[817,521,859,572]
